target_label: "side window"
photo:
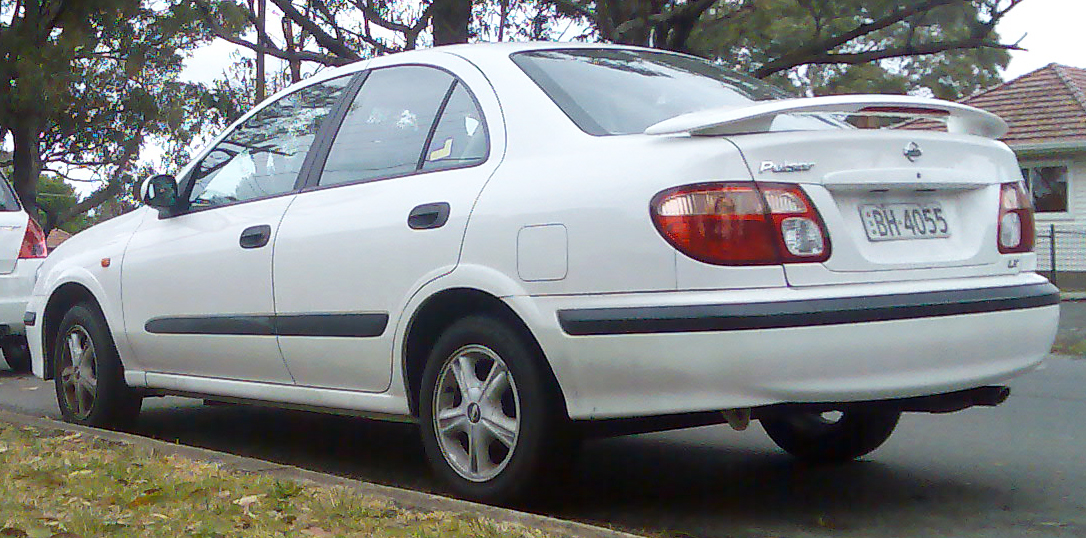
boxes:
[319,66,454,186]
[421,82,488,172]
[187,76,353,209]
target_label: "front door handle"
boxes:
[408,202,451,230]
[240,225,272,249]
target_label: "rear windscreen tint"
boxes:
[0,178,21,211]
[512,49,837,136]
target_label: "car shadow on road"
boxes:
[134,402,434,491]
[130,402,1025,537]
[541,431,1019,536]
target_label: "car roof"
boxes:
[289,41,660,87]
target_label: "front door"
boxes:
[122,75,355,382]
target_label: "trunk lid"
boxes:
[725,129,1024,286]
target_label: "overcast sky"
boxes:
[1000,0,1084,78]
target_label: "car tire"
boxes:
[1,336,31,372]
[52,303,141,428]
[760,408,901,463]
[419,315,569,503]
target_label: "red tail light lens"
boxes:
[650,182,830,266]
[998,182,1034,254]
[18,218,48,259]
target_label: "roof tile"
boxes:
[902,63,1086,146]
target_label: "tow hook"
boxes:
[722,408,752,431]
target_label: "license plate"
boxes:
[859,202,950,241]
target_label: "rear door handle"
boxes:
[408,202,451,230]
[240,225,272,249]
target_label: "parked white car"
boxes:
[0,176,47,372]
[26,43,1059,502]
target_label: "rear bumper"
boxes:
[557,282,1057,335]
[0,259,42,336]
[517,275,1060,420]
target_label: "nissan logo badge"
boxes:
[904,142,923,162]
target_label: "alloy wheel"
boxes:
[58,325,97,420]
[432,344,521,482]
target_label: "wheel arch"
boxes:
[401,287,568,419]
[40,282,106,380]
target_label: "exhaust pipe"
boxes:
[752,386,1013,419]
[578,386,1013,439]
[898,385,1010,413]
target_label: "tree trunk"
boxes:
[255,0,267,102]
[10,120,42,223]
[431,0,471,45]
[282,17,302,83]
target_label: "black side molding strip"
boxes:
[557,282,1060,336]
[145,312,389,338]
[276,313,390,338]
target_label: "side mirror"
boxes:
[141,174,180,212]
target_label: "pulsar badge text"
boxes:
[759,160,815,173]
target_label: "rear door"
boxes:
[727,129,1024,286]
[271,55,503,392]
[0,179,28,274]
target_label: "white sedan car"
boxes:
[0,176,48,372]
[26,43,1058,502]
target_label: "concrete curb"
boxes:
[0,409,643,538]
[1061,292,1086,301]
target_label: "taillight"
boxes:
[650,182,830,266]
[998,182,1034,254]
[18,218,47,259]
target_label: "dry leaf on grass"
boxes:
[234,494,265,507]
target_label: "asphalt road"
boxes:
[2,304,1086,538]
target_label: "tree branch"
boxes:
[57,129,144,223]
[755,0,958,77]
[545,0,596,20]
[761,38,1024,75]
[268,0,360,60]
[351,0,413,35]
[41,167,99,182]
[336,26,400,55]
[754,0,1026,78]
[193,0,355,66]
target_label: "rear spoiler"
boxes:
[643,95,1008,139]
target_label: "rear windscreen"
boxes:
[0,177,21,211]
[512,49,838,136]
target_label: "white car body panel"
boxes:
[510,273,1056,419]
[25,42,1058,427]
[0,257,41,335]
[0,187,43,348]
[721,131,1029,285]
[122,196,297,384]
[272,52,506,393]
[0,210,30,276]
[27,208,148,377]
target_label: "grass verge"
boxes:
[0,422,549,538]
[1051,340,1086,356]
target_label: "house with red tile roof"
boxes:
[906,63,1086,282]
[46,228,71,251]
[966,63,1086,217]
